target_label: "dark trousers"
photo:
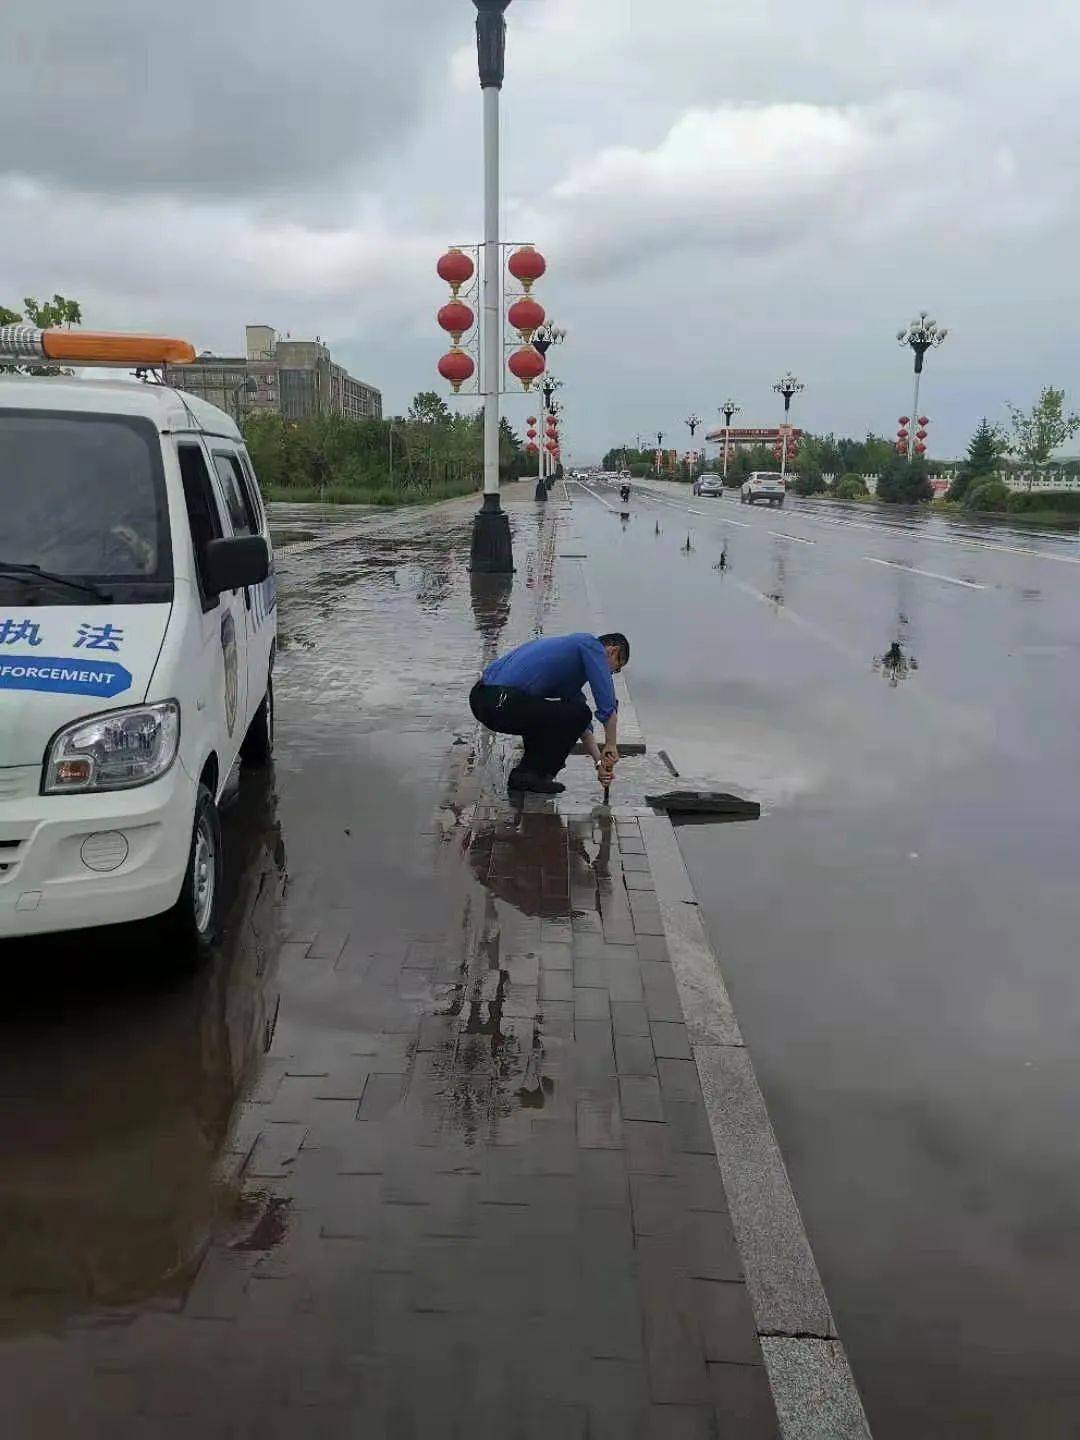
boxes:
[470,682,591,779]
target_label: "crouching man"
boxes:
[469,631,630,795]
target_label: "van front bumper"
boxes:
[0,763,196,938]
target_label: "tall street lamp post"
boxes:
[533,324,565,496]
[684,413,701,485]
[719,399,740,479]
[897,313,947,460]
[470,0,514,572]
[772,373,804,482]
[656,431,664,477]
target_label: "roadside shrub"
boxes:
[964,480,1010,512]
[792,471,826,496]
[1006,490,1080,514]
[833,473,868,498]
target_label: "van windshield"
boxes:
[0,411,172,604]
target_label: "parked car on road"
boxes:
[692,474,725,497]
[741,471,787,507]
[0,325,276,955]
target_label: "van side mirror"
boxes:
[203,536,269,594]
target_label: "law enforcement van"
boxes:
[0,326,276,954]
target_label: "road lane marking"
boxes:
[864,557,985,589]
[571,480,618,511]
[769,531,815,544]
[797,506,1080,565]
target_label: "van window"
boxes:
[0,410,171,605]
[213,452,258,536]
[178,443,224,611]
[238,450,267,533]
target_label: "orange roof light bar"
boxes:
[0,325,196,367]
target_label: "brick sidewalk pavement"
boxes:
[1,494,779,1438]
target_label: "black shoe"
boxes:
[508,770,562,794]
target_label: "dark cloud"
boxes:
[2,0,459,196]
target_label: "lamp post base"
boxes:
[470,493,514,573]
[534,477,547,501]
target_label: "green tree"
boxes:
[1,294,83,374]
[876,453,933,504]
[1007,386,1080,486]
[407,390,453,426]
[22,294,83,329]
[948,417,1004,501]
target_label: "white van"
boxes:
[0,328,276,953]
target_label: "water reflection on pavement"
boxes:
[0,771,285,1335]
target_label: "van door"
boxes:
[209,447,262,733]
[177,440,246,780]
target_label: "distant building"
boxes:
[164,325,382,424]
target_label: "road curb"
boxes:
[565,483,872,1438]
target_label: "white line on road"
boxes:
[864,557,985,589]
[768,531,815,545]
[571,480,618,512]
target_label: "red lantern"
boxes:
[526,427,537,440]
[437,299,474,344]
[437,248,475,296]
[545,415,558,432]
[896,441,907,454]
[545,440,557,453]
[526,415,537,425]
[897,429,909,442]
[898,416,910,426]
[914,442,927,455]
[918,416,929,426]
[437,348,475,394]
[507,245,547,293]
[507,346,545,389]
[507,296,545,341]
[916,428,928,440]
[525,442,539,455]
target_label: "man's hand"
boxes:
[602,744,620,769]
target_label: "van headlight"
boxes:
[43,701,181,794]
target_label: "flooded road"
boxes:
[576,480,1080,1438]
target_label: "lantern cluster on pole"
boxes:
[525,414,539,456]
[897,415,929,456]
[506,245,548,392]
[435,248,477,393]
[545,409,560,462]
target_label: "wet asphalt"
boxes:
[0,488,779,1437]
[575,479,1080,1439]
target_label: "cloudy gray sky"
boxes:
[5,0,1080,461]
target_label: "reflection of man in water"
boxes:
[470,632,629,795]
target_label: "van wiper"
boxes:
[0,562,112,601]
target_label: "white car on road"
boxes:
[741,471,787,507]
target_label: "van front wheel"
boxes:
[163,784,222,960]
[241,678,273,768]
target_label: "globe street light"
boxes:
[685,413,701,484]
[470,0,514,572]
[532,323,566,494]
[897,313,947,459]
[772,373,804,481]
[719,399,740,479]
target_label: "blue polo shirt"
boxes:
[481,633,619,723]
